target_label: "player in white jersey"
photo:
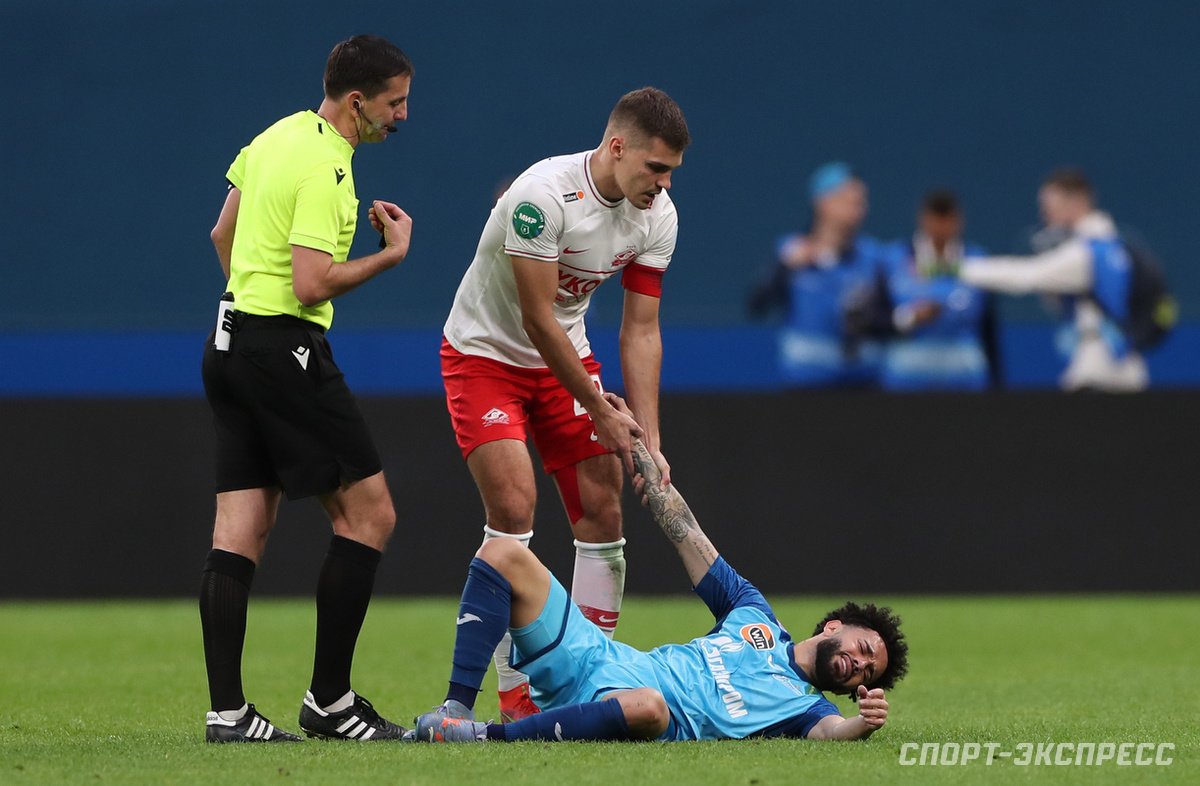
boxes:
[441,87,690,720]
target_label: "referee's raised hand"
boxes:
[369,200,413,262]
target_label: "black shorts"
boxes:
[201,313,382,500]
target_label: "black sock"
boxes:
[310,535,382,707]
[199,549,256,712]
[447,681,479,709]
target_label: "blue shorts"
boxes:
[510,572,665,710]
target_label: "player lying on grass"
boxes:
[409,394,908,742]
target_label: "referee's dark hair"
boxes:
[324,35,414,99]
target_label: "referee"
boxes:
[200,35,413,743]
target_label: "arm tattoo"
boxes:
[633,441,699,544]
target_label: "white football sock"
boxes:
[483,526,532,691]
[571,538,626,639]
[217,703,249,722]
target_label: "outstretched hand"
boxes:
[591,396,643,475]
[604,392,670,488]
[856,685,889,729]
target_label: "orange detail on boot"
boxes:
[498,682,541,723]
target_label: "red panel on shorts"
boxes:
[441,338,611,473]
[553,463,585,524]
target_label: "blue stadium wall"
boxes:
[3,2,1198,596]
[5,0,1199,342]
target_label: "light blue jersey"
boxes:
[510,558,840,741]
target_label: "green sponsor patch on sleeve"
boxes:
[512,202,546,240]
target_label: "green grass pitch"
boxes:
[1,595,1196,785]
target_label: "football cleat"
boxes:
[402,700,472,741]
[298,691,408,741]
[205,704,302,743]
[498,682,540,723]
[413,714,490,743]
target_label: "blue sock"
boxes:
[487,698,631,742]
[447,558,512,710]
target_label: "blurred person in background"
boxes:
[960,169,1171,392]
[748,162,889,388]
[879,190,1000,391]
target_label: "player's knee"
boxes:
[477,537,536,577]
[212,513,275,561]
[592,499,622,537]
[620,688,669,739]
[482,487,536,532]
[574,497,623,542]
[371,502,397,540]
[330,497,396,547]
[357,495,396,538]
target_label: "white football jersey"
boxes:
[444,150,678,368]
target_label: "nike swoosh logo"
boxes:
[554,722,564,741]
[335,168,346,184]
[456,613,482,625]
[562,247,589,255]
[292,346,310,370]
[598,614,618,624]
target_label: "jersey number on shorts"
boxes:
[573,375,604,417]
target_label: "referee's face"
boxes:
[358,74,412,143]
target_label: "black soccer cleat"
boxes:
[298,691,408,741]
[205,704,303,743]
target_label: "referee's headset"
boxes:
[353,99,397,134]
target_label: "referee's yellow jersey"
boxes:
[225,110,357,329]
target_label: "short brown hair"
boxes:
[1043,168,1093,199]
[324,35,413,99]
[608,87,691,151]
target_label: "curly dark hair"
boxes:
[813,601,909,692]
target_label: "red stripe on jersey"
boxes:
[621,263,664,298]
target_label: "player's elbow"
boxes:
[210,224,233,254]
[292,280,327,308]
[804,715,842,741]
[520,311,555,345]
[619,323,660,353]
[292,288,321,308]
